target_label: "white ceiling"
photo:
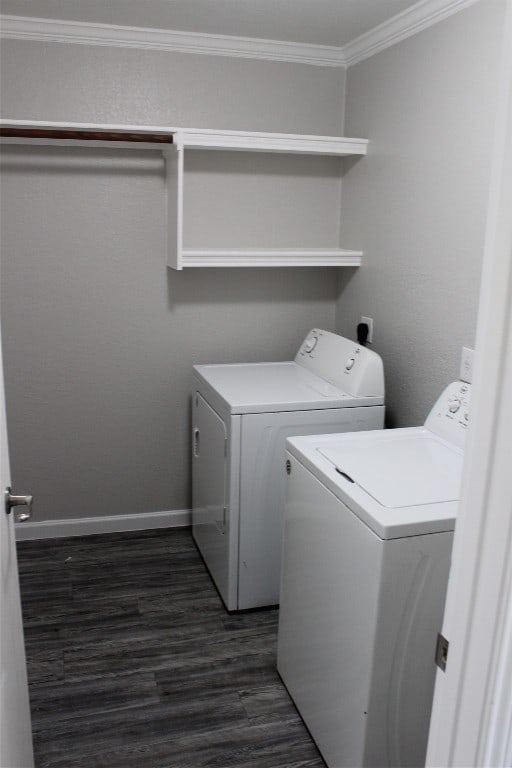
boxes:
[0,0,423,48]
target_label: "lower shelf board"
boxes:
[177,248,363,268]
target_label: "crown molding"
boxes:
[343,0,480,66]
[0,1,480,69]
[0,15,345,67]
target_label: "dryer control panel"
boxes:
[295,329,384,398]
[425,381,471,449]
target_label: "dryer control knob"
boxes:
[448,399,461,414]
[345,357,356,371]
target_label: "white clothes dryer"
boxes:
[277,380,471,768]
[192,329,385,611]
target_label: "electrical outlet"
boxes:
[460,347,474,384]
[360,316,374,344]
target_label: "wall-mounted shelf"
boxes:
[0,119,368,270]
[174,128,368,156]
[167,130,367,269]
[180,248,362,268]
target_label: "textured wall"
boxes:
[336,0,506,427]
[0,40,345,522]
[0,38,345,133]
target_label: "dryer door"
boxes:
[192,392,229,603]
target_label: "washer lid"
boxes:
[319,434,463,508]
[286,428,463,538]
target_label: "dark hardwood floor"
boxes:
[17,528,325,768]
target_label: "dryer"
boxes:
[277,380,471,768]
[192,329,385,611]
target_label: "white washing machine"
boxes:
[277,380,471,768]
[192,329,385,611]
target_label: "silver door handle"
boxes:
[5,486,33,522]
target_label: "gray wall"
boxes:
[0,40,345,522]
[337,0,506,427]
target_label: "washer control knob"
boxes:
[448,399,461,414]
[345,357,356,371]
[304,334,318,353]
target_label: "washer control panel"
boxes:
[425,381,471,449]
[296,329,384,399]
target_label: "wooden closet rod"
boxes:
[0,127,174,143]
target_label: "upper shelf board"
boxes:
[180,248,363,268]
[0,119,368,157]
[174,129,368,156]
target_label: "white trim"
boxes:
[0,1,481,69]
[14,508,191,541]
[482,560,512,767]
[426,1,512,764]
[343,0,480,66]
[0,15,345,67]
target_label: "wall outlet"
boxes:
[360,316,374,344]
[460,346,474,384]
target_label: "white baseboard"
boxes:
[15,508,191,541]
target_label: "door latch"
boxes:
[435,632,449,671]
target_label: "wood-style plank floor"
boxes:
[17,528,325,768]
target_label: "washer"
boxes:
[277,380,471,768]
[192,329,385,611]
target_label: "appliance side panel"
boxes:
[363,531,454,767]
[238,411,278,608]
[227,414,241,610]
[192,392,231,606]
[238,405,384,609]
[277,454,382,768]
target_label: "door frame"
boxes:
[0,305,34,767]
[426,1,512,763]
